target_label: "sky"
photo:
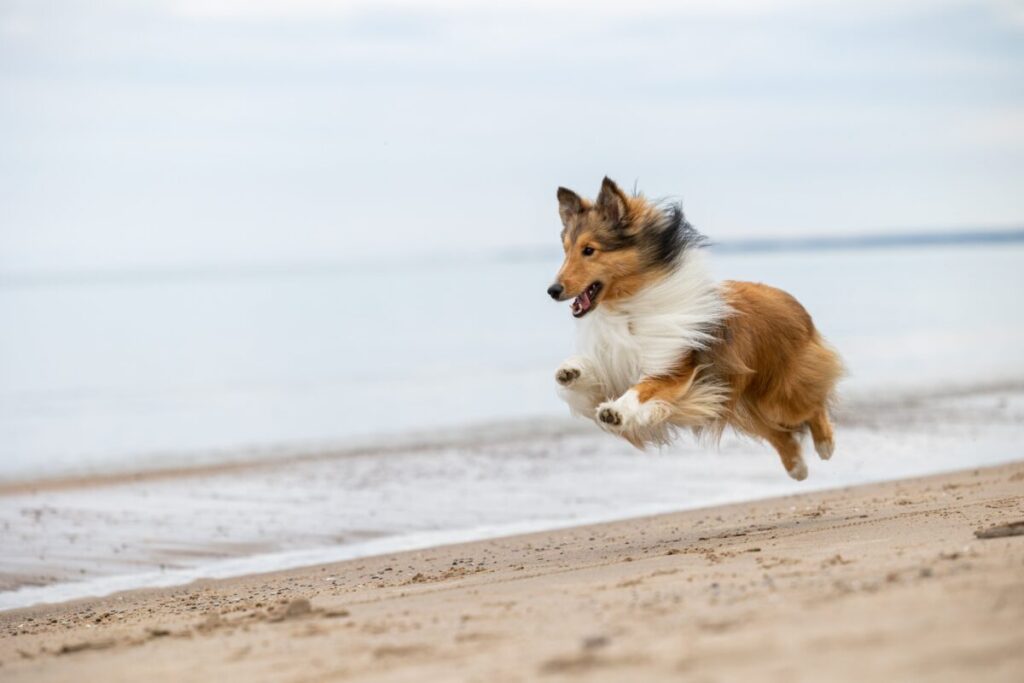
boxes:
[1,0,1023,272]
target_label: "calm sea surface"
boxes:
[2,243,1023,481]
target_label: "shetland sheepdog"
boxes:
[547,177,843,480]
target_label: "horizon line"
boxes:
[3,226,1023,288]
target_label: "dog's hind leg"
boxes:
[768,429,807,481]
[745,418,808,481]
[807,408,835,460]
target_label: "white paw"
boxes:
[596,402,624,428]
[595,390,670,433]
[787,458,809,481]
[814,439,834,461]
[555,358,588,387]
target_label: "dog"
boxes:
[548,177,843,480]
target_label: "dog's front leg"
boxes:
[595,357,698,442]
[555,356,604,417]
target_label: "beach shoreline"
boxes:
[2,382,1023,607]
[2,461,1022,681]
[5,379,1021,496]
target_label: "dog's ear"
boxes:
[595,177,629,227]
[556,187,586,226]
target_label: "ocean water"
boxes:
[2,242,1024,482]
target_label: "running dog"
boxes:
[548,177,844,480]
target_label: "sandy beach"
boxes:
[2,461,1022,682]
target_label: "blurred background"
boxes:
[1,0,1023,478]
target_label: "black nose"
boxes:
[547,283,564,300]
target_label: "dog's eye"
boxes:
[582,246,595,256]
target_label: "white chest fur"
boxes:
[573,249,727,402]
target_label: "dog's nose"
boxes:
[547,283,564,300]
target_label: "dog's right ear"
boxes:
[595,177,629,227]
[556,187,586,226]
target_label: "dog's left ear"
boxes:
[596,177,629,227]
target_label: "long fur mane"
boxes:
[561,205,732,445]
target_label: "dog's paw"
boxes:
[555,366,581,387]
[555,358,589,388]
[814,439,834,461]
[786,458,809,481]
[595,391,670,434]
[597,405,622,426]
[596,396,633,432]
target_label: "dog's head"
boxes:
[547,177,698,318]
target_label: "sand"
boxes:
[1,462,1022,681]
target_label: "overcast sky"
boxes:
[1,0,1022,272]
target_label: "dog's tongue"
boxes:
[572,289,591,316]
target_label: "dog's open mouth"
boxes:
[571,282,603,318]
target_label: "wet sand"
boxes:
[2,461,1022,682]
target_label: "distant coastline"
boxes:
[498,226,1024,262]
[708,227,1024,254]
